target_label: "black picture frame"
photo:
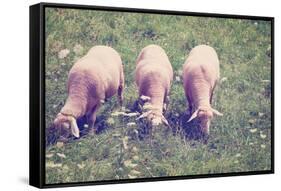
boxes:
[30,2,274,188]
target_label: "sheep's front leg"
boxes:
[88,112,97,129]
[187,96,192,115]
[87,104,100,130]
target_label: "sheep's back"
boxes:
[68,46,122,100]
[135,60,172,93]
[183,45,219,84]
[135,45,173,85]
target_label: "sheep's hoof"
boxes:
[57,136,68,142]
[202,135,209,144]
[89,127,98,135]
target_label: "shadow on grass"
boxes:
[165,111,209,143]
[46,106,208,147]
[46,114,110,147]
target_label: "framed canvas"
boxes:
[29,2,274,188]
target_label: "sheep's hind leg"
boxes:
[210,82,217,104]
[118,84,124,107]
[163,95,170,113]
[118,66,125,107]
[118,85,123,107]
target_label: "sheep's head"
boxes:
[148,110,168,126]
[137,102,169,127]
[53,113,80,138]
[188,106,223,135]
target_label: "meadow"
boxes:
[44,7,272,184]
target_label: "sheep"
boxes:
[183,45,223,135]
[135,44,173,126]
[53,45,124,138]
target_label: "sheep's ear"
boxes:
[136,110,152,120]
[53,114,62,125]
[212,108,223,116]
[188,109,199,122]
[68,116,80,138]
[62,122,70,129]
[161,115,170,127]
[53,118,59,125]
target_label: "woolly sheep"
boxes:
[53,45,124,137]
[135,44,173,126]
[183,45,223,135]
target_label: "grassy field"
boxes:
[45,8,272,184]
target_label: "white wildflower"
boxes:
[46,153,54,158]
[258,112,265,117]
[111,111,126,116]
[56,142,64,148]
[132,146,138,153]
[73,44,83,54]
[220,77,227,83]
[128,174,137,179]
[124,112,139,117]
[77,163,85,169]
[58,49,70,59]
[46,161,62,168]
[106,117,115,125]
[177,69,183,76]
[124,160,137,168]
[56,153,66,158]
[111,111,139,117]
[235,153,241,157]
[261,80,270,83]
[127,122,137,127]
[122,136,129,150]
[140,95,151,101]
[133,155,139,161]
[112,133,121,137]
[260,132,267,139]
[130,169,141,175]
[248,119,256,124]
[249,128,257,133]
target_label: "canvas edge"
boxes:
[29,2,275,189]
[29,3,44,188]
[41,2,273,20]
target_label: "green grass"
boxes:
[45,8,272,184]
